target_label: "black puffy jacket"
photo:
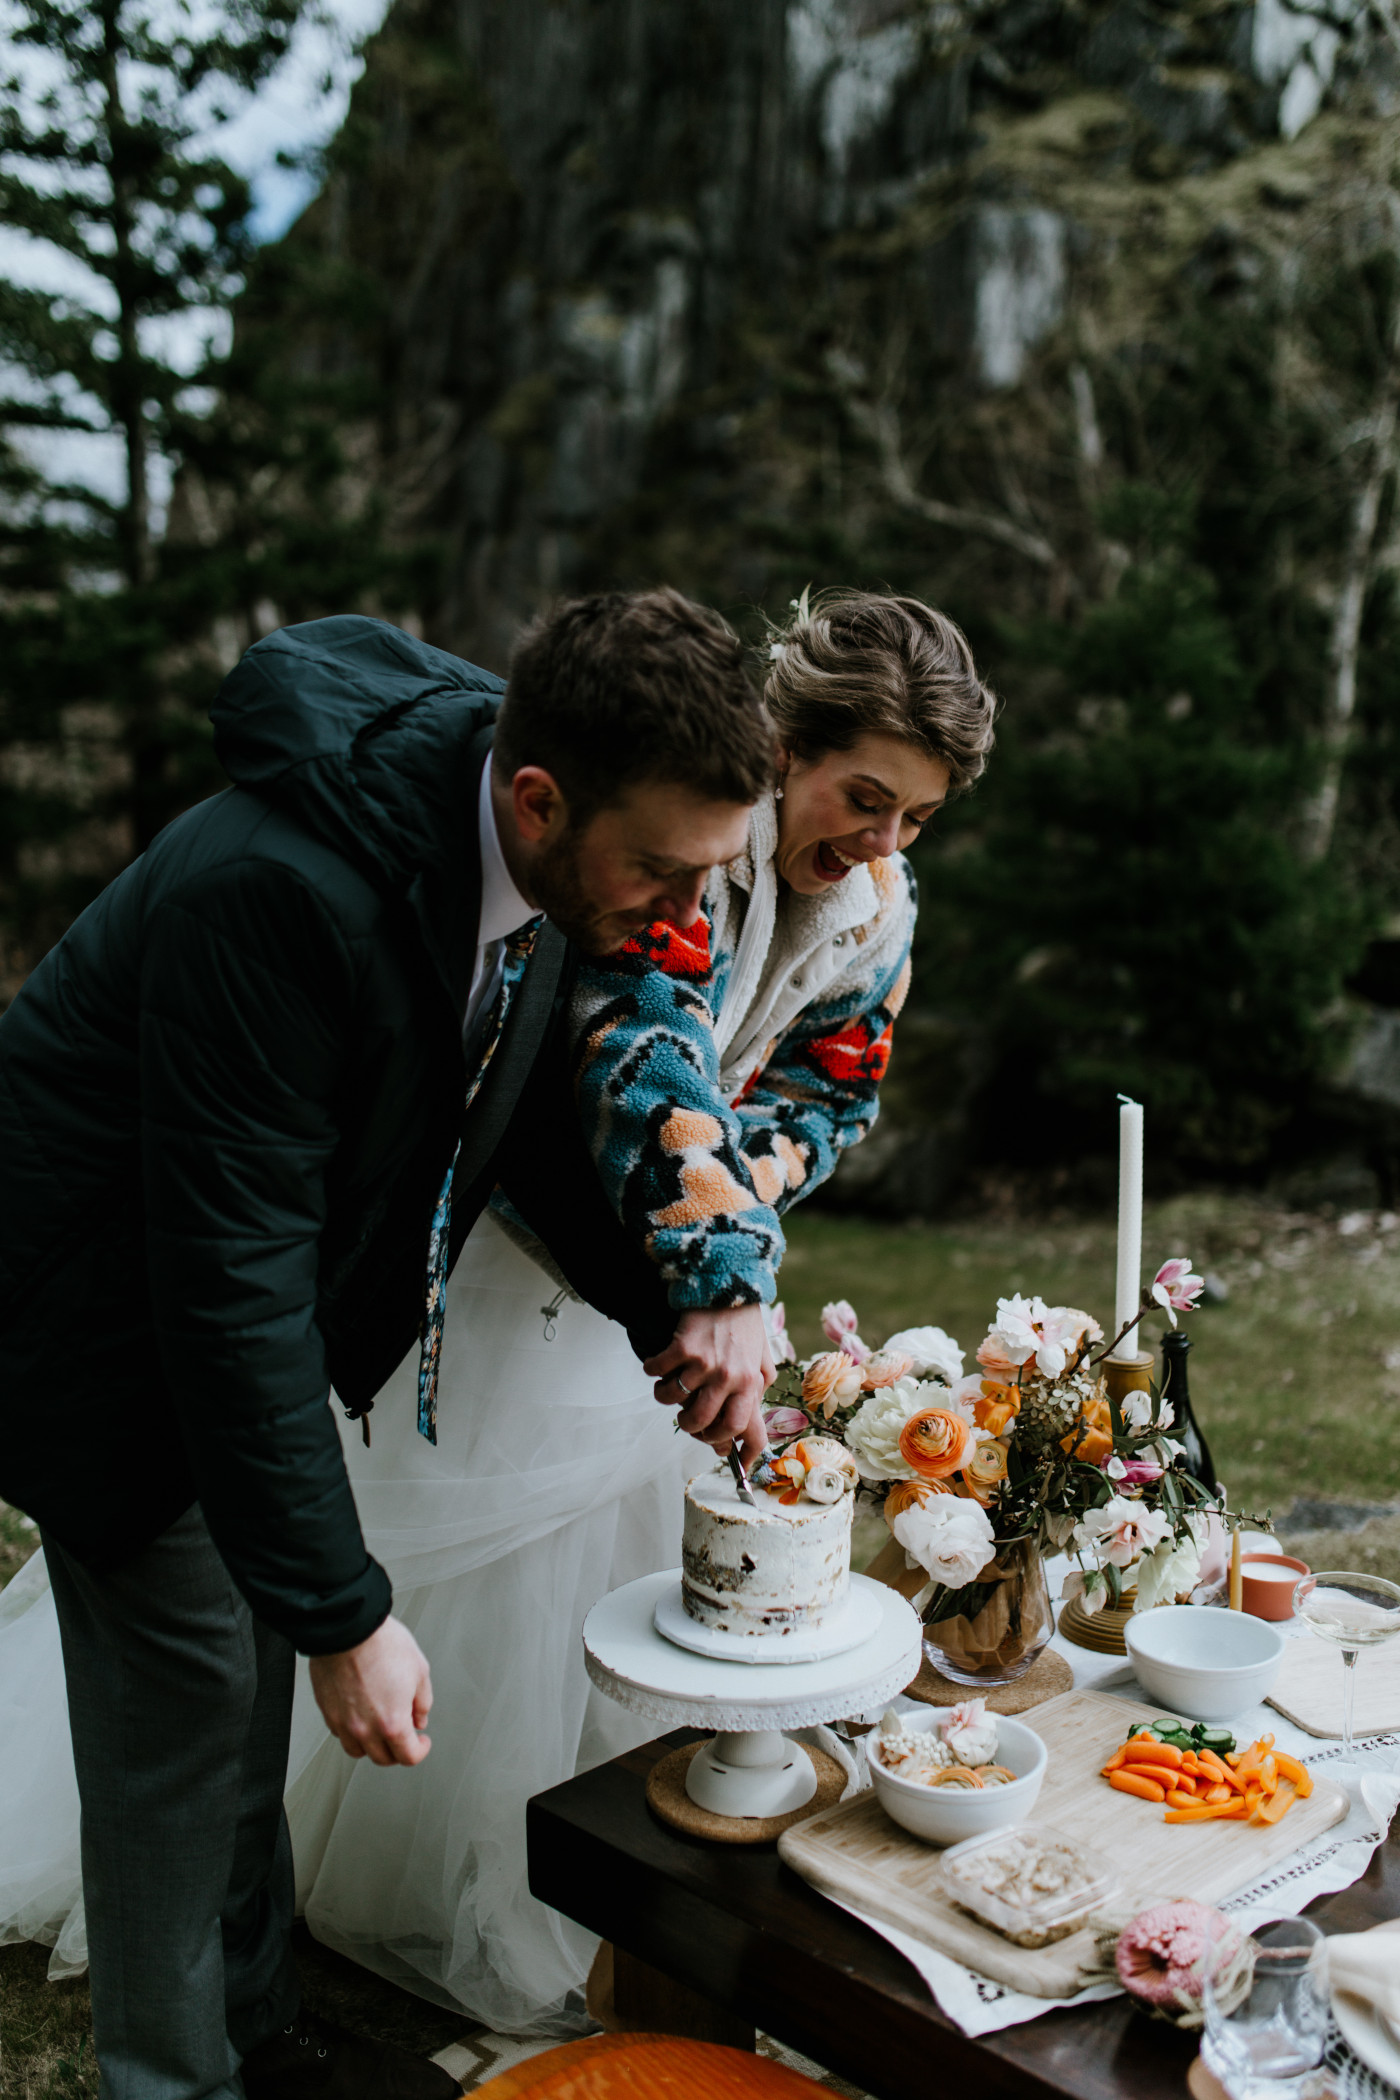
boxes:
[0,618,670,1652]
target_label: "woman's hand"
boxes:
[644,1305,775,1468]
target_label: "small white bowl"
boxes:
[1125,1604,1285,1721]
[866,1711,1047,1846]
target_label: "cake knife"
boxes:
[727,1439,757,1507]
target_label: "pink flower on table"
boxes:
[1151,1258,1204,1326]
[821,1300,870,1363]
[763,1406,810,1440]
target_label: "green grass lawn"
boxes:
[780,1190,1400,1520]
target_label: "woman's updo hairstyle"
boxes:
[764,588,997,793]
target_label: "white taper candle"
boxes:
[1113,1095,1144,1360]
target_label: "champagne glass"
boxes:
[1293,1570,1400,1768]
[1201,1917,1329,2099]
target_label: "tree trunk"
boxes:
[1302,307,1400,863]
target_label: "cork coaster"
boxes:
[904,1645,1073,1713]
[645,1739,848,1845]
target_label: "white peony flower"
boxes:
[845,1378,923,1480]
[1134,1517,1207,1612]
[890,1493,995,1588]
[882,1325,966,1386]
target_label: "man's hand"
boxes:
[308,1615,433,1768]
[644,1304,776,1469]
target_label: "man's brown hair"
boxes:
[497,588,776,822]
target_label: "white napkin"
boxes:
[1328,1931,1400,2026]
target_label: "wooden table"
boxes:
[528,1729,1400,2100]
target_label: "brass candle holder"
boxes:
[1057,1351,1154,1656]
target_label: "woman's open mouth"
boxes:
[814,841,860,881]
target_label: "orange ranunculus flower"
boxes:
[801,1350,864,1419]
[1061,1390,1113,1467]
[975,1381,1021,1437]
[960,1437,1010,1506]
[897,1407,975,1481]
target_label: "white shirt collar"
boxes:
[477,753,538,946]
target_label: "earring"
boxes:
[775,785,784,800]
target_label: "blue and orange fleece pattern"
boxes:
[568,856,916,1311]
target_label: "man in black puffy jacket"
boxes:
[0,593,775,2100]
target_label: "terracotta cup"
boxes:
[1239,1552,1310,1621]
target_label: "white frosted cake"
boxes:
[680,1467,854,1636]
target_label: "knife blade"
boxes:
[727,1439,757,1507]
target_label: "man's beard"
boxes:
[529,827,634,955]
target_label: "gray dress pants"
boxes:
[43,1505,301,2100]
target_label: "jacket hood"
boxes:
[211,616,505,1009]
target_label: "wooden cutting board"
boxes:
[1267,1634,1400,1739]
[778,1688,1349,1998]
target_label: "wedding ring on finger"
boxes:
[674,1375,693,1396]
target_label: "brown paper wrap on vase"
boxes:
[920,1535,1055,1687]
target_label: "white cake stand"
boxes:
[583,1568,922,1820]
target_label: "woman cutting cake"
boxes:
[0,588,996,2038]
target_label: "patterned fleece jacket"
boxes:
[562,792,916,1311]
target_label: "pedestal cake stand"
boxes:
[583,1569,922,1825]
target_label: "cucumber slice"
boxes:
[1197,1727,1236,1752]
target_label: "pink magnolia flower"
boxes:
[763,1406,810,1440]
[1105,1455,1164,1489]
[1151,1258,1204,1326]
[821,1299,870,1363]
[1074,1495,1172,1568]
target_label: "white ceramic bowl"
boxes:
[866,1711,1047,1846]
[1125,1604,1285,1721]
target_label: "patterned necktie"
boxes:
[418,919,541,1442]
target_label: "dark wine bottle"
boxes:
[1159,1329,1217,1493]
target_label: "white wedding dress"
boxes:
[0,1212,696,2034]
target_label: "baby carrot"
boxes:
[1164,1800,1248,1823]
[1253,1780,1298,1825]
[1204,1784,1232,1804]
[1166,1788,1200,1810]
[1109,1768,1167,1803]
[1101,1746,1130,1774]
[1121,1742,1185,1770]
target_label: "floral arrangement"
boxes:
[756,1258,1219,1628]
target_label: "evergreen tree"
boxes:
[0,0,429,997]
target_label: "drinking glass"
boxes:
[1201,1917,1329,2099]
[1293,1570,1400,1768]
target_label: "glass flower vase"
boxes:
[920,1535,1054,1687]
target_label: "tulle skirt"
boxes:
[0,1213,692,2032]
